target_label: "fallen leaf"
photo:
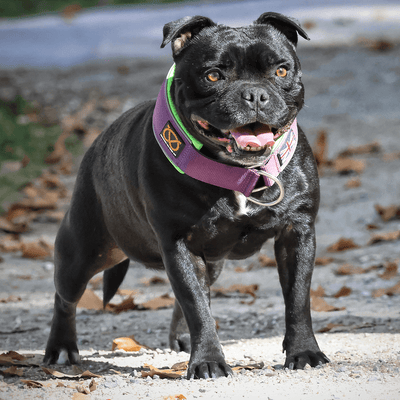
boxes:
[310,285,326,297]
[336,263,365,275]
[41,367,100,380]
[77,289,103,311]
[333,157,366,174]
[327,238,360,252]
[141,276,167,286]
[21,239,52,259]
[117,289,137,297]
[89,276,103,290]
[345,177,361,188]
[164,395,187,400]
[311,297,345,312]
[232,362,265,372]
[170,361,188,371]
[140,294,175,310]
[20,379,43,388]
[0,235,22,252]
[339,142,381,157]
[366,224,379,230]
[315,257,334,266]
[358,37,394,52]
[312,130,328,168]
[374,204,400,222]
[1,366,24,376]
[372,281,400,298]
[368,230,400,245]
[213,284,259,305]
[0,351,26,363]
[0,216,28,234]
[258,254,277,267]
[333,286,352,298]
[72,393,90,400]
[108,296,137,314]
[379,261,398,280]
[141,364,185,379]
[89,378,97,392]
[0,295,22,303]
[112,336,144,352]
[318,323,345,333]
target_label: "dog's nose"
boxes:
[241,88,269,109]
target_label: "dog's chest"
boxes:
[186,196,275,260]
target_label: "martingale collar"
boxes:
[152,64,298,199]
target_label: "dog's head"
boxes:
[161,13,309,167]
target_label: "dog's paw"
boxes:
[170,333,191,353]
[187,360,233,379]
[284,350,330,370]
[43,342,80,365]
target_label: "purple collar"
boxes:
[152,65,298,206]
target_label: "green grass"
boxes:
[0,97,82,213]
[0,0,186,19]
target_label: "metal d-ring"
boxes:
[247,170,284,207]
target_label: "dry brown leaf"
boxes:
[366,224,379,231]
[232,362,264,372]
[258,254,277,267]
[372,281,400,298]
[315,257,334,266]
[72,393,90,400]
[61,4,82,19]
[318,323,345,333]
[0,294,22,303]
[1,366,24,376]
[141,276,167,286]
[213,284,259,305]
[142,364,185,379]
[108,296,137,314]
[77,289,103,311]
[312,130,328,168]
[41,367,100,380]
[112,336,144,352]
[21,239,52,259]
[0,216,28,234]
[345,177,361,188]
[374,204,400,222]
[333,157,366,174]
[339,142,381,157]
[379,261,398,280]
[89,378,97,392]
[336,263,365,275]
[164,395,187,400]
[327,238,360,252]
[333,286,352,298]
[0,351,27,364]
[311,296,345,312]
[171,361,189,371]
[117,289,137,297]
[310,285,326,297]
[368,230,400,245]
[140,294,175,310]
[89,276,103,290]
[20,379,43,388]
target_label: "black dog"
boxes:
[44,12,329,379]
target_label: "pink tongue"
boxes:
[231,131,275,148]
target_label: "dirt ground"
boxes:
[1,42,400,399]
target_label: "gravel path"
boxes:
[1,43,400,399]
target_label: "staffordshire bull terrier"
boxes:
[44,12,330,379]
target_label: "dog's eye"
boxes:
[276,67,288,78]
[207,71,221,82]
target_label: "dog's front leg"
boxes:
[274,222,330,369]
[162,240,232,379]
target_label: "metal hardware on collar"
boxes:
[248,171,284,207]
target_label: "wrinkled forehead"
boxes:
[189,25,293,69]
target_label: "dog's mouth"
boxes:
[192,117,285,155]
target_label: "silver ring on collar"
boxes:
[247,170,284,207]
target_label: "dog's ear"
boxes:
[161,15,216,56]
[255,12,310,46]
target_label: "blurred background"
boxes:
[0,0,399,258]
[1,0,400,383]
